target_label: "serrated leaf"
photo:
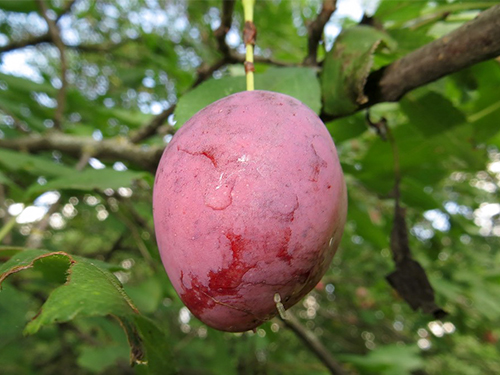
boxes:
[321,25,395,117]
[400,92,466,137]
[24,257,139,334]
[0,249,138,334]
[0,248,61,279]
[0,248,177,372]
[26,168,146,197]
[174,67,321,127]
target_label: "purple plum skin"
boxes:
[153,90,347,332]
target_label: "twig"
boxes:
[130,105,176,144]
[36,0,69,130]
[279,312,348,375]
[214,0,236,57]
[304,0,337,66]
[385,126,447,319]
[0,133,164,174]
[0,34,51,54]
[192,57,234,88]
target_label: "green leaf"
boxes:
[0,283,34,345]
[26,168,147,197]
[133,315,177,375]
[25,257,138,334]
[400,177,441,211]
[375,1,427,26]
[0,73,55,132]
[0,0,37,13]
[326,112,368,144]
[174,67,321,127]
[77,343,130,373]
[400,91,466,137]
[321,26,395,117]
[339,344,423,375]
[0,248,56,276]
[0,149,73,177]
[0,170,13,185]
[0,248,138,334]
[125,277,163,314]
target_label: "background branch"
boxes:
[279,312,348,375]
[214,0,236,57]
[0,34,51,54]
[363,4,500,106]
[304,0,337,66]
[0,134,163,173]
[130,105,176,144]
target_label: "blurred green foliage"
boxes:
[1,0,500,374]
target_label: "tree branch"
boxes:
[279,312,348,375]
[0,34,51,54]
[36,0,69,130]
[214,0,236,57]
[363,4,500,107]
[0,134,163,174]
[304,0,337,66]
[129,105,176,144]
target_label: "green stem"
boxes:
[242,0,255,91]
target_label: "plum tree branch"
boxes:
[0,134,163,174]
[214,0,236,57]
[0,34,51,54]
[362,3,500,108]
[130,105,176,144]
[279,312,348,375]
[304,0,337,66]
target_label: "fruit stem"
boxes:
[242,0,256,91]
[274,293,288,320]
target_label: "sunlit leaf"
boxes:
[174,67,321,127]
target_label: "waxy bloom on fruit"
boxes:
[153,90,347,332]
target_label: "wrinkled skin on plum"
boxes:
[153,90,347,332]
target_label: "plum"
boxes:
[153,90,347,332]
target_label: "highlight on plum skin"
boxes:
[153,90,347,332]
